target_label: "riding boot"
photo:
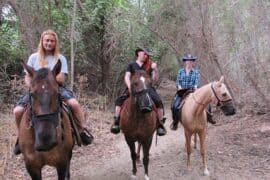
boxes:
[111,116,120,134]
[157,117,167,136]
[170,121,178,131]
[80,129,94,145]
[171,108,181,130]
[13,138,21,155]
[207,112,216,124]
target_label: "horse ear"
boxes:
[21,59,35,77]
[219,76,224,83]
[52,59,61,77]
[216,76,224,87]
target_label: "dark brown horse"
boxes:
[120,70,157,180]
[18,60,74,180]
[175,76,236,176]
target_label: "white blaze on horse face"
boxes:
[42,85,45,89]
[140,76,147,89]
[140,76,152,102]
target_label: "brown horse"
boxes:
[18,60,74,180]
[176,76,235,176]
[120,70,157,180]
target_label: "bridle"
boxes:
[210,83,232,107]
[28,89,61,129]
[133,89,150,97]
[192,82,232,107]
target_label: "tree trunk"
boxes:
[7,0,41,54]
[70,0,77,90]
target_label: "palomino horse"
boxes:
[19,60,74,180]
[176,76,235,176]
[120,70,157,180]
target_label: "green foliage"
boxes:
[0,16,24,69]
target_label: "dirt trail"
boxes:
[75,116,185,180]
[1,79,270,180]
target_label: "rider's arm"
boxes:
[124,72,131,91]
[56,73,66,86]
[24,73,31,88]
[176,69,182,90]
[151,62,159,82]
[194,69,200,90]
[56,55,68,86]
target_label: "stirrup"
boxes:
[111,124,120,134]
[80,129,94,146]
[111,116,120,134]
[207,118,216,124]
[207,113,216,124]
[157,125,167,136]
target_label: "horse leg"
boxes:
[136,143,141,162]
[184,130,192,170]
[56,163,70,180]
[142,138,153,180]
[64,152,73,179]
[56,152,72,180]
[25,163,42,180]
[193,133,197,149]
[198,130,209,176]
[125,137,137,178]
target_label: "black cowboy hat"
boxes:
[182,53,197,61]
[135,47,151,57]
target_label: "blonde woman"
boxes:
[13,30,93,155]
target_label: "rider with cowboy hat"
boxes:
[171,53,216,130]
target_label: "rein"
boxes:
[191,82,232,107]
[192,93,206,106]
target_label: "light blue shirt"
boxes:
[27,53,68,74]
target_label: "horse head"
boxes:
[21,60,61,151]
[211,76,236,116]
[130,70,153,113]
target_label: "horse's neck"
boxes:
[127,97,146,121]
[128,97,139,116]
[192,84,212,111]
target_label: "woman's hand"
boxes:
[151,61,158,70]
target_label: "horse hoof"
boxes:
[144,174,150,180]
[131,174,137,179]
[203,169,210,176]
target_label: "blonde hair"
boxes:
[37,29,60,67]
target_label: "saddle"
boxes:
[62,103,82,146]
[171,89,194,123]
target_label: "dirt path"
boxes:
[1,80,270,179]
[75,115,186,180]
[72,111,270,180]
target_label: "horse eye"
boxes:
[222,93,227,97]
